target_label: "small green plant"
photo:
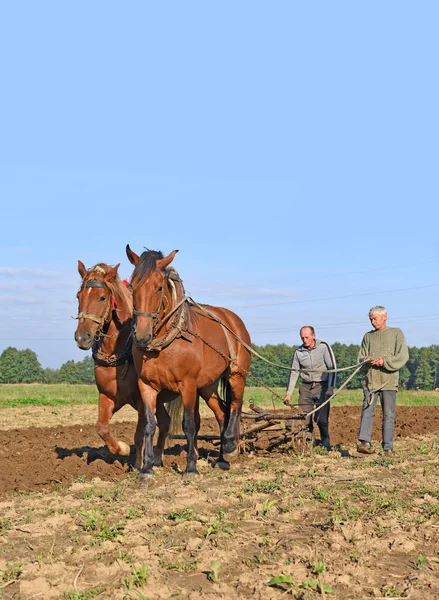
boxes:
[79,509,124,542]
[312,487,330,502]
[265,575,295,588]
[79,509,100,531]
[1,561,23,583]
[301,579,333,594]
[415,554,427,569]
[121,564,149,590]
[206,560,221,583]
[126,505,148,519]
[63,588,105,600]
[160,558,198,572]
[205,511,233,539]
[257,498,279,516]
[167,508,197,523]
[0,518,13,535]
[310,560,326,575]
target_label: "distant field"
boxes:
[0,383,438,408]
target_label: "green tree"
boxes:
[0,347,45,383]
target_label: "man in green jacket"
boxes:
[357,306,409,456]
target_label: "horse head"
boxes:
[74,261,120,350]
[126,245,178,350]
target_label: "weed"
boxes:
[81,487,96,500]
[242,474,283,494]
[415,554,427,569]
[115,549,135,563]
[310,560,326,575]
[0,518,13,535]
[205,511,233,538]
[167,508,197,523]
[418,502,439,521]
[121,564,149,590]
[206,559,221,583]
[79,509,124,542]
[160,558,198,572]
[312,487,330,502]
[257,498,279,516]
[126,505,148,520]
[1,561,22,583]
[63,588,105,599]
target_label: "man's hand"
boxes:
[371,357,384,367]
[284,393,292,405]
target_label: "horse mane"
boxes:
[83,263,132,310]
[167,266,192,332]
[130,250,164,291]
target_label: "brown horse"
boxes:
[74,261,177,469]
[126,246,252,479]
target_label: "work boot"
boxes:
[318,424,331,450]
[383,449,393,457]
[357,440,374,455]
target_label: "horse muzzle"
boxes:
[133,332,153,350]
[75,330,94,350]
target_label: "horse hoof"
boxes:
[213,460,230,471]
[182,469,200,478]
[222,448,239,462]
[118,441,131,456]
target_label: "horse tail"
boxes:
[166,397,184,438]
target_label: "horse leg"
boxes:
[181,389,200,476]
[199,385,231,469]
[96,394,130,456]
[134,411,145,471]
[153,402,170,467]
[137,381,158,480]
[221,374,245,463]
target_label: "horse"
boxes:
[126,246,252,479]
[74,261,179,469]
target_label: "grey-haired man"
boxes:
[284,326,336,449]
[357,306,409,456]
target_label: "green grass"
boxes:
[0,384,97,407]
[244,387,439,407]
[0,383,438,408]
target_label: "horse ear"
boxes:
[78,260,87,278]
[126,244,140,265]
[157,250,179,270]
[105,263,120,282]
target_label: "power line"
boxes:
[231,283,439,310]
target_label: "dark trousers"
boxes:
[358,390,396,451]
[299,382,330,437]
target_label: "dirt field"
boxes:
[1,405,439,599]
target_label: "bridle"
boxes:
[75,279,113,335]
[132,268,167,331]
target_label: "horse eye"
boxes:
[99,296,106,302]
[158,286,163,292]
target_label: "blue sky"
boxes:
[1,1,438,368]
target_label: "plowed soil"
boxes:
[0,406,436,496]
[1,405,438,600]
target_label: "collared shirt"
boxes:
[286,339,337,395]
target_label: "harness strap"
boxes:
[76,311,106,326]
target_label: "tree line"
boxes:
[0,343,438,389]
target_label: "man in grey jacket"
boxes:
[284,326,337,449]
